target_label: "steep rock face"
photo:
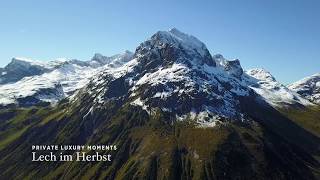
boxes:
[288,73,320,104]
[141,28,216,67]
[214,54,243,78]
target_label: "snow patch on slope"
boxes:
[0,76,65,105]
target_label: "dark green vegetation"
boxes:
[279,106,320,138]
[0,97,320,180]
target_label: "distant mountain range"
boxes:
[0,28,319,179]
[0,51,133,107]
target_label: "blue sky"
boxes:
[0,0,319,84]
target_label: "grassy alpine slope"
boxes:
[0,96,320,180]
[278,106,320,138]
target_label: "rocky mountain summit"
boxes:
[70,28,316,127]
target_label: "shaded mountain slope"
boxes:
[0,97,319,179]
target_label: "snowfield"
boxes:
[245,68,313,107]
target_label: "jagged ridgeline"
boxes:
[0,29,320,179]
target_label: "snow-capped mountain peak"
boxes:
[245,68,313,107]
[91,53,108,63]
[288,73,320,104]
[166,28,208,56]
[9,57,47,70]
[135,28,215,69]
[71,29,319,127]
[0,57,59,85]
[11,57,45,65]
[11,57,65,69]
[106,50,134,68]
[90,51,133,68]
[246,68,276,82]
[80,29,253,127]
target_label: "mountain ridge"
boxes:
[0,51,133,107]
